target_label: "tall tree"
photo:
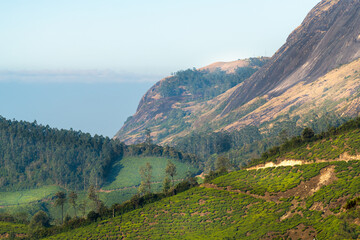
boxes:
[88,185,102,213]
[162,176,171,194]
[54,191,67,225]
[165,160,177,187]
[139,162,152,195]
[68,191,78,217]
[215,156,230,173]
[78,199,87,217]
[145,128,152,146]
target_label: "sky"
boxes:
[0,0,320,137]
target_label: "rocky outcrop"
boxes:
[221,0,360,114]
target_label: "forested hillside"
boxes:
[0,116,199,191]
[0,116,124,191]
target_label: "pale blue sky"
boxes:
[1,0,320,75]
[0,0,320,137]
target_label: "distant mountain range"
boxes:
[115,0,360,148]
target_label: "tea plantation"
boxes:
[45,160,360,239]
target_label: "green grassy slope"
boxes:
[0,156,198,223]
[103,156,198,190]
[249,117,360,167]
[0,186,62,207]
[45,160,360,239]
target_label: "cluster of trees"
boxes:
[204,156,231,183]
[176,126,262,160]
[125,142,200,166]
[26,161,199,238]
[0,116,124,191]
[138,160,179,196]
[159,67,259,100]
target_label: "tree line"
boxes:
[0,117,200,192]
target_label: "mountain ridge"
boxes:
[115,0,360,149]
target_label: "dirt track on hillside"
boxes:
[246,152,360,170]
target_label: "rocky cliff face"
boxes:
[115,0,360,145]
[221,0,360,114]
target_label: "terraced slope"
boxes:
[46,160,360,239]
[0,221,27,239]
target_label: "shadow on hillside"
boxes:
[105,161,124,184]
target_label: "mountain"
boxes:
[41,117,360,239]
[115,0,360,151]
[114,57,269,144]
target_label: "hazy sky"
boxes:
[0,0,320,137]
[1,0,320,76]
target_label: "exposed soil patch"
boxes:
[276,166,337,200]
[263,224,317,240]
[247,153,360,170]
[198,199,206,205]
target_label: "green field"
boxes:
[102,156,199,190]
[0,156,198,223]
[0,186,62,207]
[45,160,360,239]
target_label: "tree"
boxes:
[215,156,230,173]
[279,129,289,143]
[163,176,171,193]
[78,199,88,217]
[302,127,315,141]
[165,160,177,187]
[54,191,67,225]
[68,191,78,217]
[29,210,50,228]
[139,162,152,195]
[88,185,102,213]
[145,128,152,146]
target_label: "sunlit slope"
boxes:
[249,117,360,168]
[102,156,199,191]
[0,156,198,221]
[46,160,360,239]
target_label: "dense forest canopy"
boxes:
[159,58,268,100]
[0,116,124,191]
[0,116,199,191]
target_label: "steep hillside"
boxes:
[114,57,269,144]
[115,0,360,152]
[45,161,360,239]
[222,0,360,113]
[248,116,360,168]
[43,117,360,239]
